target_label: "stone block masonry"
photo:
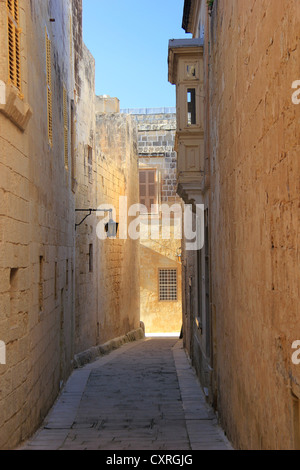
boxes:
[131,110,180,205]
[75,93,141,356]
[0,0,141,451]
[125,109,183,335]
[208,0,300,450]
[94,111,140,346]
[0,0,79,449]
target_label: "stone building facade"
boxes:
[75,96,141,356]
[170,0,300,450]
[0,0,141,450]
[122,109,183,335]
[0,0,78,449]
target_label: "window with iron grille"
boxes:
[7,0,22,96]
[159,269,177,301]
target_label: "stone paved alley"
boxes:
[19,339,232,451]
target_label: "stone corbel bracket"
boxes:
[0,81,32,132]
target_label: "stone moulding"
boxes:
[73,327,145,368]
[0,81,32,132]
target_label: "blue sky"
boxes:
[82,0,191,110]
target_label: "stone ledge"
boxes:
[0,81,32,132]
[73,326,145,368]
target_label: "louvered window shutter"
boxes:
[139,170,158,213]
[7,0,22,96]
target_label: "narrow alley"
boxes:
[1,0,299,452]
[19,338,232,451]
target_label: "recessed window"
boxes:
[187,88,196,126]
[89,244,93,273]
[9,268,19,324]
[71,101,76,189]
[87,145,93,183]
[88,145,92,164]
[159,269,177,302]
[66,259,69,289]
[39,256,44,312]
[54,262,58,300]
[139,169,158,214]
[10,268,18,304]
[45,28,53,147]
[63,87,69,170]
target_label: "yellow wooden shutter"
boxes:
[45,28,53,147]
[7,0,22,96]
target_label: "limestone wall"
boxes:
[74,42,97,354]
[75,99,141,353]
[208,0,300,450]
[95,112,140,344]
[0,0,141,450]
[128,110,182,335]
[0,0,76,448]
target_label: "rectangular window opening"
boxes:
[89,244,93,273]
[9,267,19,320]
[10,267,18,290]
[139,168,158,214]
[69,14,73,69]
[45,28,53,147]
[54,262,58,300]
[159,269,177,302]
[71,100,76,188]
[66,259,69,289]
[39,256,44,312]
[87,145,93,183]
[63,87,69,170]
[187,88,196,126]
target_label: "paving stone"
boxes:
[20,338,233,451]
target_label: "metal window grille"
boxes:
[159,269,177,301]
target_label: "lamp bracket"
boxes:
[75,208,112,230]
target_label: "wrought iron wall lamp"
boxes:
[75,209,119,238]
